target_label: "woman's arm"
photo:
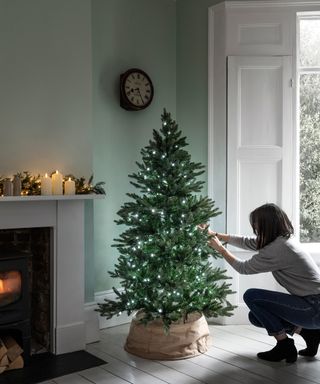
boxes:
[212,231,230,243]
[208,235,238,266]
[209,234,282,275]
[201,225,257,251]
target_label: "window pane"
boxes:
[300,73,320,242]
[300,19,320,67]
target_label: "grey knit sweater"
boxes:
[228,235,320,296]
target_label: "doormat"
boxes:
[0,350,106,384]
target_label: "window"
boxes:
[298,17,320,243]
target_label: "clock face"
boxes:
[120,69,154,110]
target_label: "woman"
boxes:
[206,203,320,363]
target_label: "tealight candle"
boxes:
[64,177,75,195]
[52,170,63,195]
[41,173,52,195]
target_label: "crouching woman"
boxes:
[206,203,320,363]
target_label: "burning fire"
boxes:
[0,271,21,295]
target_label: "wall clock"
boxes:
[120,68,154,111]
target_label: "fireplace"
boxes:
[0,248,31,360]
[0,196,102,355]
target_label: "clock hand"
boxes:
[135,88,145,104]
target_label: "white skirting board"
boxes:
[84,289,132,344]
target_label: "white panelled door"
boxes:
[225,56,294,324]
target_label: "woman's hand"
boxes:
[208,235,226,254]
[198,224,217,237]
[198,224,230,243]
[198,224,236,265]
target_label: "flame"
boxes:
[0,272,21,295]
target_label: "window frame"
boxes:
[296,13,320,252]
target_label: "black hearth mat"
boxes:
[0,350,106,384]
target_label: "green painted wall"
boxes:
[0,0,92,177]
[176,0,219,189]
[176,0,225,233]
[92,0,176,294]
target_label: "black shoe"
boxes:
[299,328,320,357]
[257,337,297,363]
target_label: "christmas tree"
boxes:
[98,110,234,330]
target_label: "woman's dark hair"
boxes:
[249,203,294,249]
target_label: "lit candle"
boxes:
[41,173,52,195]
[64,177,75,195]
[52,170,63,195]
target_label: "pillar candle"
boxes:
[13,175,21,196]
[64,177,75,195]
[41,173,52,195]
[3,179,13,196]
[52,171,63,195]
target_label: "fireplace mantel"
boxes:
[0,195,104,202]
[0,195,103,355]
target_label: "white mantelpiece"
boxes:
[0,195,103,354]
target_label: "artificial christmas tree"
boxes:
[98,110,234,359]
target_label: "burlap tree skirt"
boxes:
[124,312,211,360]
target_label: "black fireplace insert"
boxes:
[0,248,31,360]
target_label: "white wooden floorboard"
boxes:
[86,347,172,384]
[208,326,319,384]
[159,356,260,384]
[78,366,130,384]
[205,345,313,384]
[37,324,320,384]
[89,341,205,384]
[52,373,92,383]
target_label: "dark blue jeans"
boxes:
[243,288,320,336]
